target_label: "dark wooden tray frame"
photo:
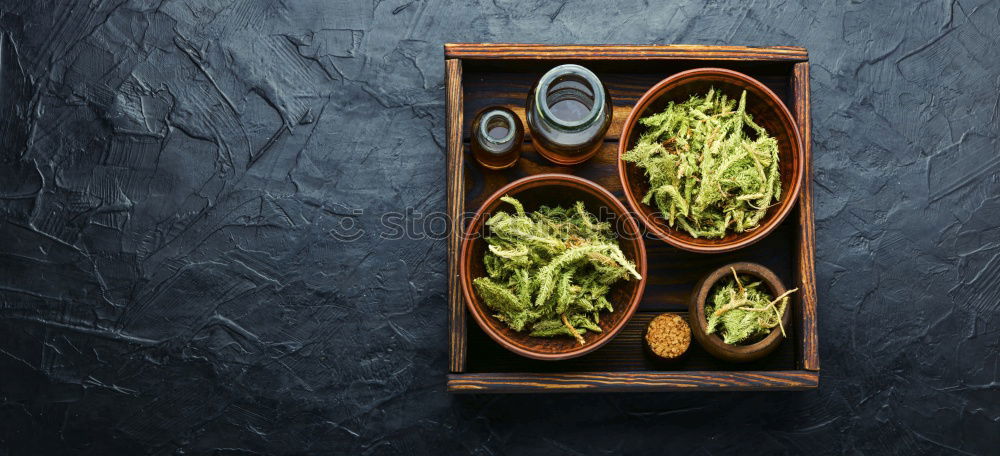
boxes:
[445,44,818,393]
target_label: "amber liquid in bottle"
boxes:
[471,107,523,170]
[526,64,612,165]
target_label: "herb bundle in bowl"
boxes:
[472,196,641,345]
[706,268,798,345]
[622,88,782,239]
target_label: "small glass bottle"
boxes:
[525,64,612,165]
[471,107,523,170]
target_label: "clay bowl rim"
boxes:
[459,173,649,361]
[617,67,804,254]
[688,262,791,363]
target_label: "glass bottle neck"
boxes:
[477,110,517,154]
[534,64,606,132]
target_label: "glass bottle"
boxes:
[471,107,523,170]
[525,64,612,165]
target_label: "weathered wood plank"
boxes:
[445,43,808,62]
[461,71,791,141]
[448,370,818,393]
[792,62,820,371]
[446,58,466,373]
[466,311,797,373]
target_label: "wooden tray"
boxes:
[445,44,818,393]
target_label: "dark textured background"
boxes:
[0,0,997,454]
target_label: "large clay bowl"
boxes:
[618,67,804,253]
[460,174,648,360]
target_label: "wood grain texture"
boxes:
[445,43,808,62]
[448,370,818,393]
[792,62,820,371]
[446,58,466,373]
[461,70,792,142]
[466,311,797,373]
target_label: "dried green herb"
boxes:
[622,88,782,238]
[473,196,641,345]
[705,268,798,345]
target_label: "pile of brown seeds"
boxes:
[645,313,691,360]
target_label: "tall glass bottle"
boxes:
[471,107,523,170]
[525,64,612,165]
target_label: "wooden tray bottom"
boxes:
[467,311,796,373]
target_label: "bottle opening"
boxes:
[536,64,604,130]
[479,110,516,149]
[546,74,595,124]
[487,116,510,140]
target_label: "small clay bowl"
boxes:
[618,68,804,254]
[459,174,648,361]
[688,262,792,363]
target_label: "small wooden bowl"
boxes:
[459,174,648,361]
[617,68,804,253]
[688,262,791,363]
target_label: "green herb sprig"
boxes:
[705,268,798,345]
[622,88,782,238]
[473,196,641,345]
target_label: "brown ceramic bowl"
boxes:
[618,68,804,253]
[688,262,792,363]
[459,174,648,360]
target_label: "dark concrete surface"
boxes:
[1,0,998,454]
